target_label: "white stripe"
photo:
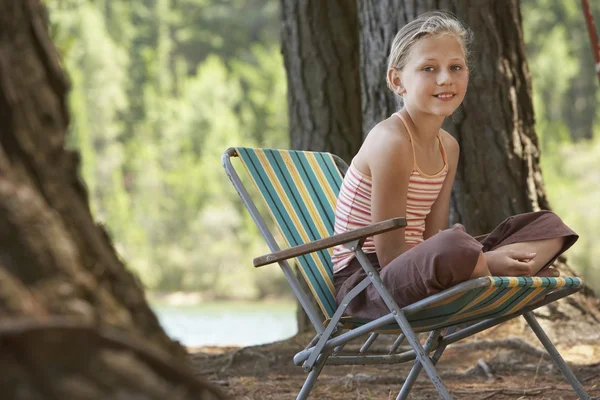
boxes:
[332,163,448,273]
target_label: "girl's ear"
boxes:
[387,68,405,95]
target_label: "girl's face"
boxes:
[396,34,469,117]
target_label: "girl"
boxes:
[331,11,578,320]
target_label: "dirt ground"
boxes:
[190,317,600,400]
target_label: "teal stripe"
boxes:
[289,152,336,284]
[495,277,511,289]
[472,287,531,318]
[293,151,339,289]
[408,287,486,325]
[410,288,497,329]
[565,277,582,287]
[495,286,539,312]
[419,287,525,329]
[413,277,578,330]
[490,276,581,289]
[237,148,304,247]
[348,284,573,333]
[265,150,336,316]
[474,282,511,309]
[295,152,338,284]
[241,148,336,316]
[238,149,327,306]
[264,150,320,242]
[448,286,551,326]
[264,151,332,272]
[414,289,540,330]
[315,152,343,194]
[290,151,336,234]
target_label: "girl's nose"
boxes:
[437,71,452,86]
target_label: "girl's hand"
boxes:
[484,249,536,276]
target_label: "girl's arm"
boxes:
[424,133,460,239]
[368,126,414,268]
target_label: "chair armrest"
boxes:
[253,217,407,267]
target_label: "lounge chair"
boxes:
[221,146,589,400]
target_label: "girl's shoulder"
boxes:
[365,115,412,151]
[355,115,414,176]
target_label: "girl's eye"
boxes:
[423,66,434,72]
[451,65,463,71]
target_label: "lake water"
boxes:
[152,301,298,347]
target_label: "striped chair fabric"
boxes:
[235,147,342,318]
[234,147,583,329]
[345,276,583,332]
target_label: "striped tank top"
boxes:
[332,112,449,273]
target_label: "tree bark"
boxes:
[0,1,225,397]
[280,0,362,332]
[280,0,362,163]
[357,0,599,323]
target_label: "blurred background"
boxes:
[46,0,599,348]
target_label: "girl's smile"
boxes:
[433,92,457,101]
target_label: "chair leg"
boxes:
[429,327,456,364]
[523,312,590,400]
[297,352,329,400]
[396,329,443,400]
[393,317,452,399]
[354,251,452,398]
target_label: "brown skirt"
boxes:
[333,211,578,320]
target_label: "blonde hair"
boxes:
[386,11,473,92]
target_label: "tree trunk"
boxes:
[357,0,599,324]
[280,0,362,332]
[280,0,363,163]
[0,1,225,397]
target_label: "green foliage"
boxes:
[173,0,279,67]
[231,45,289,149]
[46,0,289,299]
[522,0,599,143]
[542,134,600,289]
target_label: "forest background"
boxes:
[46,0,600,301]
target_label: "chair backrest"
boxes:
[232,147,345,318]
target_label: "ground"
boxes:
[190,318,600,400]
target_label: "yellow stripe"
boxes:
[248,150,329,314]
[530,277,543,288]
[416,279,571,331]
[505,287,546,315]
[304,152,341,257]
[554,277,567,288]
[506,277,520,288]
[305,153,340,210]
[498,277,566,289]
[280,152,334,293]
[412,286,501,331]
[459,281,497,313]
[448,287,521,322]
[428,291,467,308]
[280,152,330,237]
